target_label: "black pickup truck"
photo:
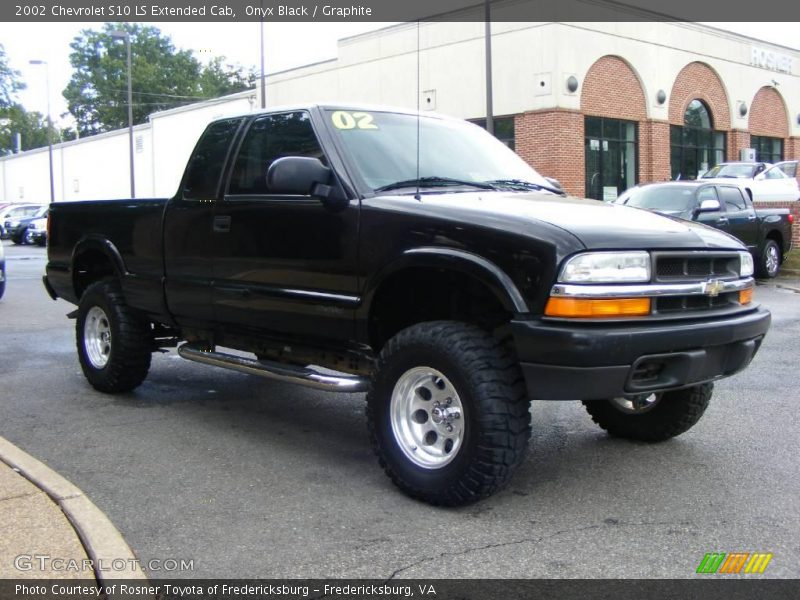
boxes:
[45,105,771,505]
[612,181,794,278]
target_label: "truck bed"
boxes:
[46,198,169,318]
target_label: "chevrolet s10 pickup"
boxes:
[44,106,771,505]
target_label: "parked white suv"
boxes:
[701,161,799,202]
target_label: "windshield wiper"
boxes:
[374,176,498,193]
[485,179,565,195]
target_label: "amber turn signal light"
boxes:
[544,297,651,318]
[739,288,753,305]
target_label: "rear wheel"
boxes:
[582,383,713,442]
[366,321,530,506]
[758,240,780,278]
[76,278,152,393]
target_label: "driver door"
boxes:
[212,111,360,342]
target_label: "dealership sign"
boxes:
[750,47,793,73]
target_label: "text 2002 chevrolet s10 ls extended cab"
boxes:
[44,106,770,505]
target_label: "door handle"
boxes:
[213,215,231,233]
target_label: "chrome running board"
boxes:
[177,343,369,393]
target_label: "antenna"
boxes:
[415,20,421,201]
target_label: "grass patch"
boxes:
[780,249,800,274]
[783,248,800,270]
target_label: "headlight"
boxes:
[558,251,650,283]
[559,251,651,283]
[738,251,754,277]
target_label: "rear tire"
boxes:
[76,278,152,393]
[582,383,713,442]
[366,321,531,506]
[758,240,780,279]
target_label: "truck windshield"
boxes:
[702,164,759,179]
[325,109,555,194]
[621,186,696,212]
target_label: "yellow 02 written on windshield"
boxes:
[331,111,379,130]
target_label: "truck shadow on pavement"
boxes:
[97,352,727,512]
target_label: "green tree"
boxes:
[0,43,59,155]
[64,23,255,136]
[0,105,60,154]
[0,44,25,109]
[199,57,256,98]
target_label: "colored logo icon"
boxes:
[696,552,773,574]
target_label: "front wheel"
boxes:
[366,321,531,506]
[758,240,780,279]
[76,278,153,393]
[582,383,713,442]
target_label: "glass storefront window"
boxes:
[470,117,515,150]
[584,116,638,200]
[670,100,726,180]
[751,135,783,163]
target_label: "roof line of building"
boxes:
[0,122,152,162]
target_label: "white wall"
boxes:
[150,92,256,197]
[0,91,255,203]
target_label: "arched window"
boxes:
[670,100,726,180]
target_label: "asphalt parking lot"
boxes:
[1,243,799,579]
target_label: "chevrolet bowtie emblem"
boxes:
[704,279,725,297]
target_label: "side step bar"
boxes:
[177,343,369,393]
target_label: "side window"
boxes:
[696,186,718,205]
[719,186,746,212]
[777,162,797,178]
[764,167,784,180]
[228,112,327,195]
[183,118,242,200]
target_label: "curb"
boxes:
[0,436,148,585]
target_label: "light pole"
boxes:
[28,60,55,203]
[259,6,266,109]
[111,30,135,198]
[484,0,494,135]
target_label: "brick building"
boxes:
[2,21,798,243]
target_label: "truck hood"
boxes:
[414,191,744,250]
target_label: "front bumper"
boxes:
[512,306,771,400]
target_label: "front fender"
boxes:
[361,247,529,315]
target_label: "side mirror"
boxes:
[266,156,332,197]
[754,172,766,181]
[697,198,721,213]
[545,177,564,192]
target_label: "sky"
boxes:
[2,21,798,128]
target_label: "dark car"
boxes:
[6,205,48,245]
[613,181,793,278]
[1,203,45,239]
[44,105,770,505]
[0,240,5,300]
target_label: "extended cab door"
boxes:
[163,117,244,326]
[717,185,759,251]
[213,110,359,342]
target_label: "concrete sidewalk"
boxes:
[0,460,90,579]
[0,436,146,583]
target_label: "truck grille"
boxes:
[653,252,740,283]
[654,292,739,313]
[651,251,744,316]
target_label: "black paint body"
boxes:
[45,105,772,399]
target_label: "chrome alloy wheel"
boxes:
[84,306,112,369]
[765,244,780,277]
[390,367,464,469]
[609,393,661,414]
